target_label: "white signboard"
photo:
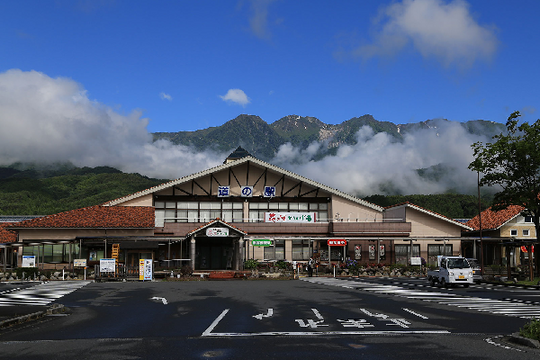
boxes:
[100,258,116,273]
[22,255,36,268]
[206,227,229,237]
[265,212,317,223]
[74,259,87,268]
[410,257,422,266]
[217,186,230,197]
[140,259,153,281]
[241,186,253,197]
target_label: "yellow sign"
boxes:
[139,259,145,280]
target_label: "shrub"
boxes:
[244,259,259,270]
[275,260,289,270]
[180,265,193,276]
[15,267,39,280]
[520,318,540,340]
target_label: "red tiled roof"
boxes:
[465,205,524,231]
[0,223,17,243]
[8,206,155,229]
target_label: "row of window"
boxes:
[257,242,454,265]
[155,200,329,224]
[23,244,80,263]
[510,229,531,237]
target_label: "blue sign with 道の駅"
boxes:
[218,186,230,197]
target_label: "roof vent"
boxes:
[224,146,252,163]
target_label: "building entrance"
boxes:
[196,238,234,270]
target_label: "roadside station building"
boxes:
[4,149,472,273]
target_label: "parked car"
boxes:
[427,256,474,287]
[466,258,482,283]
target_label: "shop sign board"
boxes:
[74,259,87,268]
[139,259,153,281]
[218,186,230,197]
[100,259,116,273]
[328,239,347,246]
[410,257,422,265]
[241,186,253,197]
[252,239,272,247]
[265,212,316,223]
[22,255,36,267]
[263,186,276,197]
[206,227,229,237]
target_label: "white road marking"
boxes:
[0,281,91,306]
[402,308,429,319]
[253,308,273,320]
[303,278,540,319]
[150,297,168,305]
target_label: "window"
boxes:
[427,244,453,266]
[395,244,420,265]
[510,229,518,236]
[264,240,285,260]
[23,244,79,264]
[524,216,533,223]
[155,200,243,225]
[248,201,329,222]
[523,229,530,236]
[292,239,311,260]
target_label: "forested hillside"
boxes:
[0,163,492,218]
[0,164,165,215]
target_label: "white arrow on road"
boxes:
[253,308,274,320]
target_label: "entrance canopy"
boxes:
[185,218,247,271]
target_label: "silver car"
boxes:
[466,258,482,283]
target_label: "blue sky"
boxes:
[1,0,539,133]
[0,0,539,195]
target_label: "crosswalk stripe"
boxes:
[0,281,91,306]
[302,277,540,319]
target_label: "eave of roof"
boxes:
[104,156,384,212]
[185,218,247,238]
[385,202,473,231]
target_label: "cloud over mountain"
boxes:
[0,69,225,179]
[0,69,496,196]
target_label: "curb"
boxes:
[509,332,540,349]
[0,304,66,329]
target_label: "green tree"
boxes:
[468,111,540,278]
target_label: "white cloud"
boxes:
[355,0,498,68]
[271,121,491,196]
[159,92,172,101]
[0,69,225,179]
[219,88,251,107]
[0,69,493,196]
[247,0,276,40]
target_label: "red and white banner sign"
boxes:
[328,239,347,246]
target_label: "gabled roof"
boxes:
[185,218,247,238]
[104,156,383,212]
[0,223,17,243]
[8,205,155,230]
[466,205,525,231]
[385,202,473,231]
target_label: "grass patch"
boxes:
[520,318,540,341]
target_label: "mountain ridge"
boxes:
[153,114,506,160]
